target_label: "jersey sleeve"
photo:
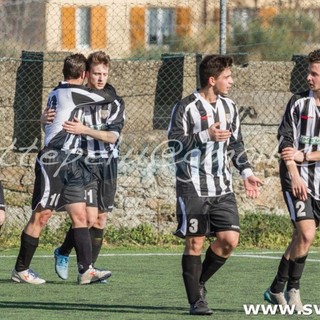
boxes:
[277,95,300,152]
[103,97,125,134]
[167,101,210,153]
[228,104,252,177]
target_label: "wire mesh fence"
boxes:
[0,0,318,228]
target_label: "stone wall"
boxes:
[0,53,304,233]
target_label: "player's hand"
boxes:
[290,174,308,201]
[243,175,263,199]
[63,117,86,135]
[208,122,231,142]
[281,147,304,163]
[40,109,56,124]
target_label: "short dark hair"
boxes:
[308,49,320,63]
[86,51,111,71]
[62,53,87,80]
[199,55,233,88]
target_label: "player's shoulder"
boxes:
[177,92,198,108]
[219,95,235,105]
[290,90,310,102]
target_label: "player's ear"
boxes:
[209,76,216,87]
[80,71,86,80]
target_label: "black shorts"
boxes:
[85,157,117,212]
[174,193,240,238]
[283,191,320,223]
[60,154,92,205]
[31,148,67,211]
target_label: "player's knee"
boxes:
[297,230,315,246]
[0,210,5,226]
[39,211,53,227]
[185,237,204,255]
[87,216,96,228]
[96,212,107,229]
[71,213,88,227]
[220,236,239,254]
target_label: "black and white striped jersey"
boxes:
[278,90,320,200]
[168,90,253,197]
[76,85,125,159]
[45,82,115,151]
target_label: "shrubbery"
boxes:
[2,212,320,250]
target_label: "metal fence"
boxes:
[0,0,318,218]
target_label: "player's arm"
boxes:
[227,105,263,198]
[40,108,56,131]
[63,117,118,144]
[303,151,320,162]
[168,101,216,152]
[285,159,308,201]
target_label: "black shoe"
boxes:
[190,298,213,316]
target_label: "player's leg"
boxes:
[200,230,238,285]
[285,218,315,312]
[90,211,106,266]
[200,193,239,286]
[62,157,111,284]
[0,181,5,231]
[12,207,51,284]
[12,149,60,284]
[54,182,98,280]
[90,158,116,267]
[264,231,296,306]
[175,196,213,316]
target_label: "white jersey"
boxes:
[44,82,113,151]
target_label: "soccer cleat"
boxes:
[190,298,213,316]
[54,247,69,280]
[286,288,304,313]
[77,266,112,285]
[264,288,287,305]
[11,269,46,284]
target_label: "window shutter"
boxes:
[130,7,145,50]
[91,6,107,49]
[176,7,191,37]
[61,6,76,49]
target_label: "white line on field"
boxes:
[1,251,320,262]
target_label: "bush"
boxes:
[239,212,293,248]
[231,10,317,61]
[2,211,320,250]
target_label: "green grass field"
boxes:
[1,247,320,320]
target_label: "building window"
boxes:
[76,7,91,48]
[147,8,174,46]
[62,5,106,50]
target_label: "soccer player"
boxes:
[0,182,5,231]
[53,51,125,281]
[264,49,320,312]
[167,54,262,315]
[11,53,114,285]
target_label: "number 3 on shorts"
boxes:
[189,218,199,233]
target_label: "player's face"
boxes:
[86,63,109,89]
[307,62,320,93]
[212,67,233,96]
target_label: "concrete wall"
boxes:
[0,53,303,232]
